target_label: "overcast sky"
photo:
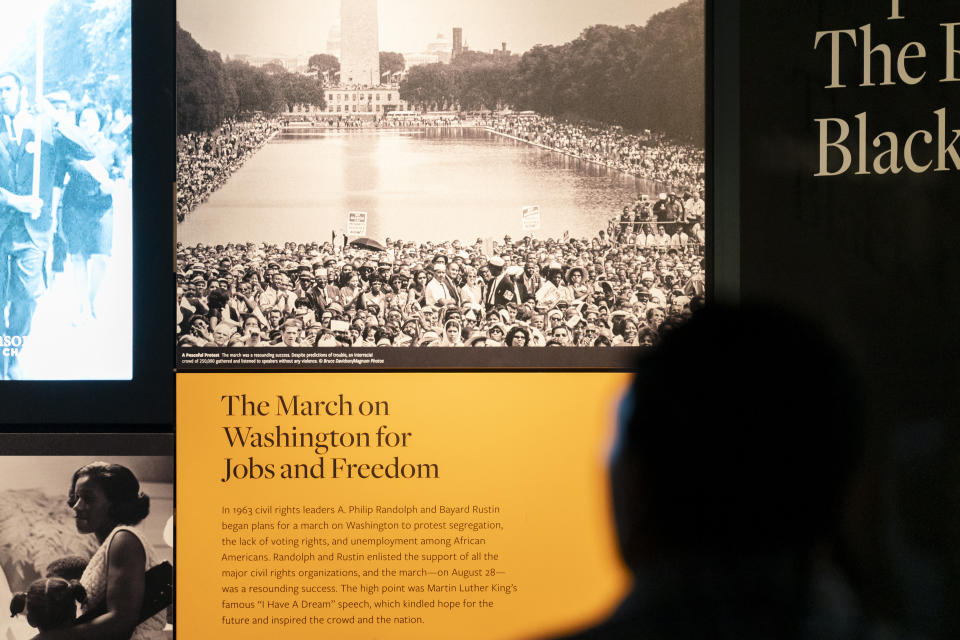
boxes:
[0,0,53,61]
[177,0,687,59]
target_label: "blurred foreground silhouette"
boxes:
[551,303,895,640]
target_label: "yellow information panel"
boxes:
[177,372,630,639]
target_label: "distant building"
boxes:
[452,28,463,60]
[425,32,452,64]
[404,52,441,67]
[232,54,302,71]
[340,0,379,87]
[493,42,511,58]
[315,88,409,117]
[285,87,408,118]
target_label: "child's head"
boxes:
[45,556,88,581]
[9,577,86,630]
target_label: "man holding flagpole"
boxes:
[0,71,94,379]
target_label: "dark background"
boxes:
[733,1,959,636]
[0,0,175,427]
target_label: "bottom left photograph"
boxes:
[0,439,173,640]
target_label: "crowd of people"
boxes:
[176,203,705,349]
[0,71,132,378]
[607,191,705,248]
[483,114,704,194]
[283,114,467,128]
[176,110,705,224]
[176,116,282,221]
[176,108,707,350]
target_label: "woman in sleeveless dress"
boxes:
[31,462,166,640]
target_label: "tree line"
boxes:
[7,0,131,116]
[178,23,411,134]
[306,52,406,81]
[400,0,704,142]
[178,0,703,141]
[177,23,326,134]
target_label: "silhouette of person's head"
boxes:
[542,304,868,639]
[611,303,862,568]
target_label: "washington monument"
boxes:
[340,0,380,86]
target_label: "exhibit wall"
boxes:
[172,1,706,636]
[1,1,957,640]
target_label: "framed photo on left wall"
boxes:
[0,0,174,424]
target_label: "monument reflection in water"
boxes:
[177,127,658,246]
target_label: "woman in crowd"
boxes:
[637,325,656,348]
[612,315,640,346]
[505,325,531,347]
[439,320,464,347]
[565,266,589,300]
[240,314,264,346]
[460,266,485,306]
[408,270,428,308]
[338,273,362,310]
[206,288,238,329]
[646,307,665,332]
[61,106,122,322]
[487,322,506,346]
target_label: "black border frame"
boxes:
[708,0,740,304]
[0,432,174,455]
[0,0,175,426]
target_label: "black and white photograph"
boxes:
[0,451,172,640]
[175,0,705,370]
[0,0,133,380]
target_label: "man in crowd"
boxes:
[0,72,95,378]
[425,254,456,308]
[486,257,522,309]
